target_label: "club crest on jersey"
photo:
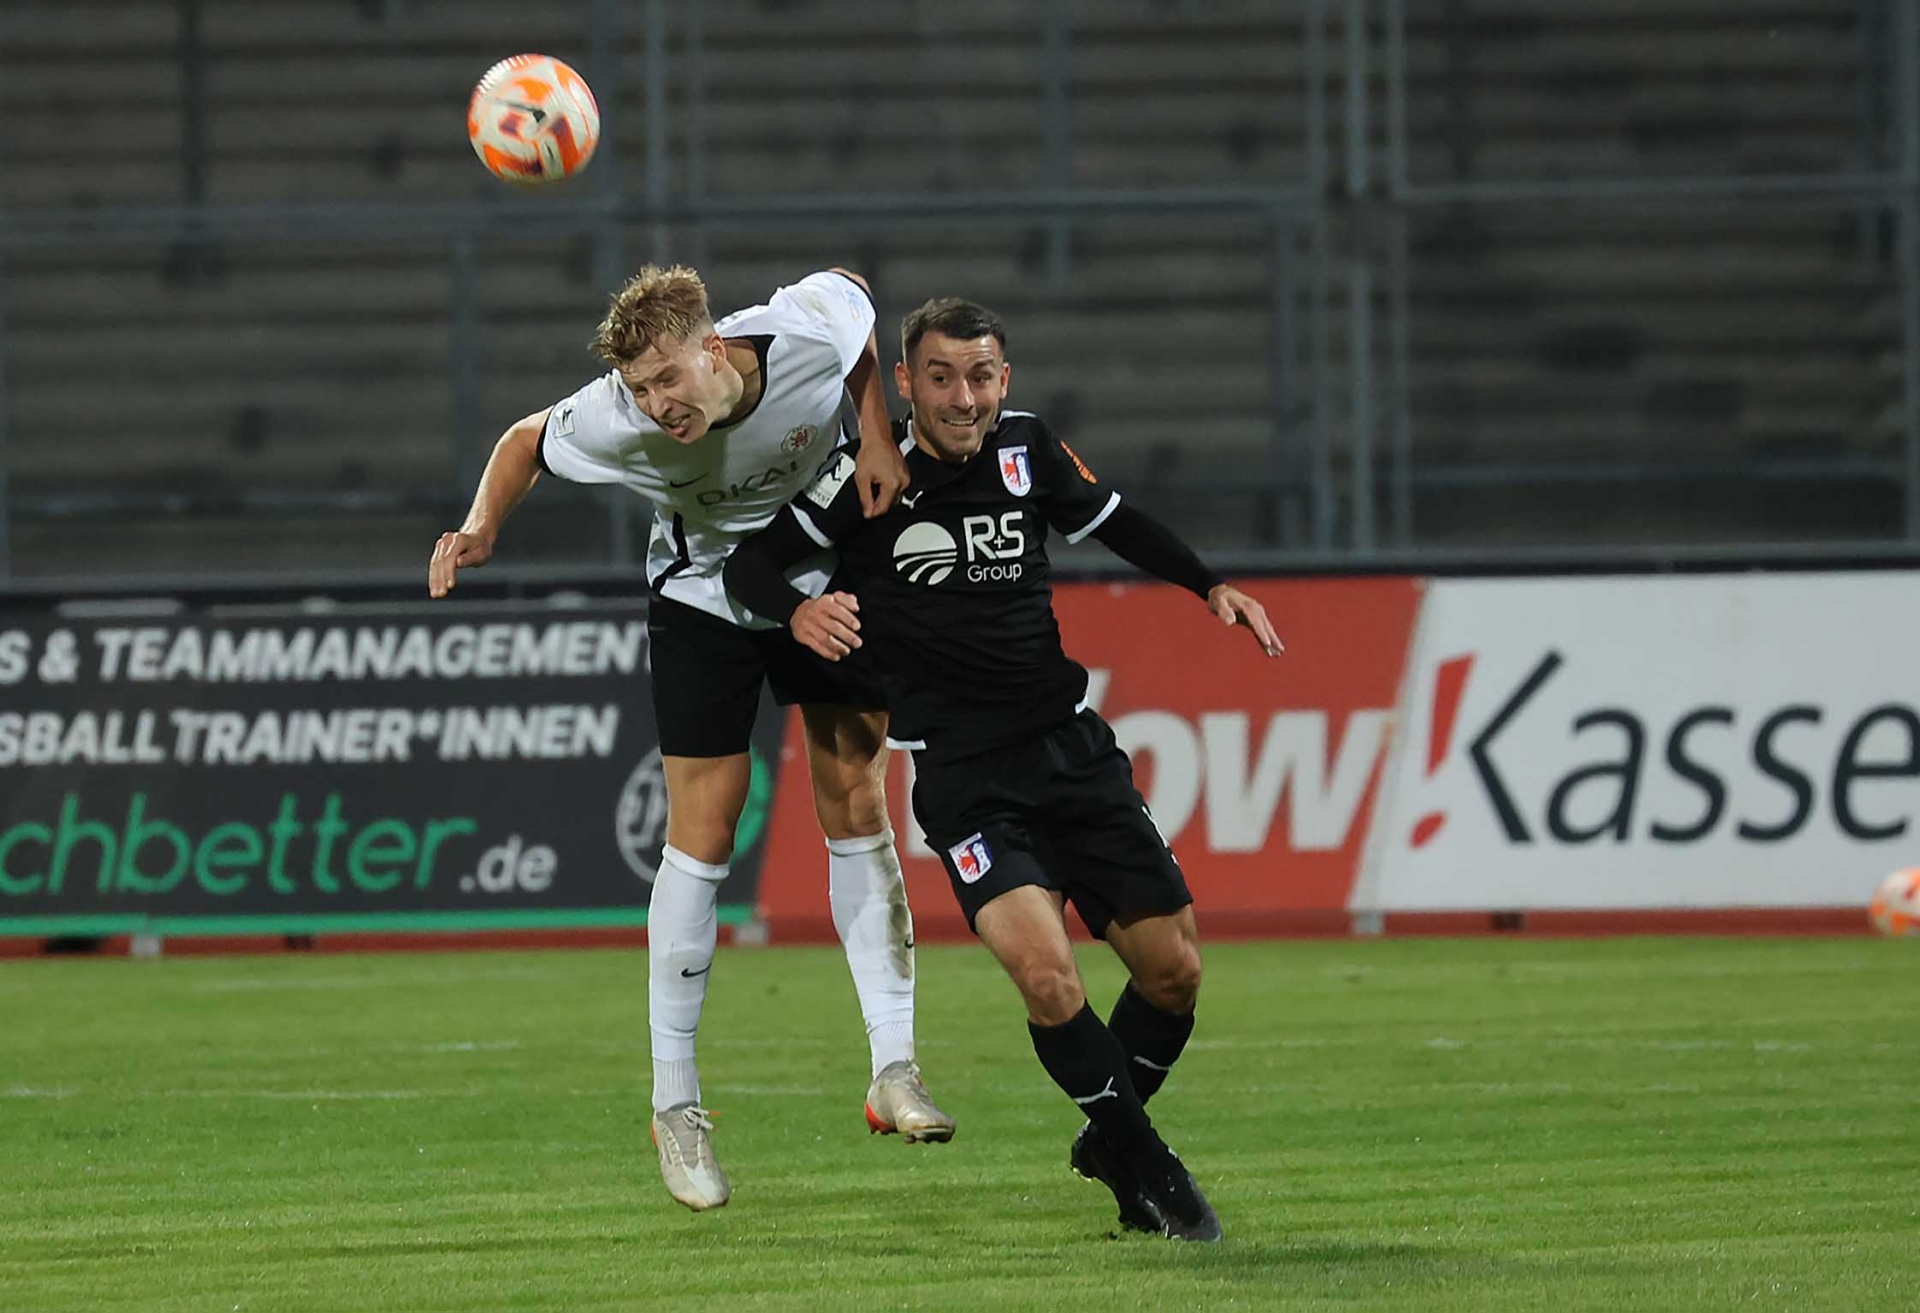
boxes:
[781,425,816,454]
[999,446,1032,497]
[949,833,993,884]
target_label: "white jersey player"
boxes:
[428,265,954,1214]
[540,270,869,625]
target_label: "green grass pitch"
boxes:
[2,936,1915,1311]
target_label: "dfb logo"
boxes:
[615,747,670,881]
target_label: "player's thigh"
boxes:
[662,752,755,865]
[907,731,1049,858]
[913,745,1065,935]
[646,594,768,759]
[1041,713,1194,941]
[797,704,889,840]
[924,814,1063,938]
[972,884,1085,1025]
[761,620,886,724]
[1104,904,1203,1014]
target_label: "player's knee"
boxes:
[666,818,736,867]
[813,783,887,842]
[843,778,889,837]
[1138,945,1202,1014]
[1013,959,1085,1027]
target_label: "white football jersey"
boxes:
[537,269,876,626]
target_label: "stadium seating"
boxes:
[0,0,1898,573]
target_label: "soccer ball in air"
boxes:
[1868,868,1920,936]
[468,54,600,185]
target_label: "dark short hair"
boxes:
[899,297,1007,366]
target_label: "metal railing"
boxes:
[0,0,1915,583]
[1377,0,1920,547]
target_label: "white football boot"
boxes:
[650,1104,731,1211]
[863,1061,957,1144]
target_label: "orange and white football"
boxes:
[1868,868,1920,937]
[467,54,600,186]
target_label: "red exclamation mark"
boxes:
[1410,655,1473,848]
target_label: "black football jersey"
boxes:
[779,410,1120,762]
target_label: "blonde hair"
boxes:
[591,264,713,365]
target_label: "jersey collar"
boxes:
[899,416,986,492]
[711,334,775,431]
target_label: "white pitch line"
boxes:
[148,1087,645,1101]
[4,1086,77,1099]
[161,1089,435,1101]
[188,978,408,994]
[188,968,576,995]
[1176,1034,1899,1054]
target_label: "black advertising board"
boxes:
[0,601,784,936]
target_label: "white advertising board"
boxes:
[1359,574,1920,910]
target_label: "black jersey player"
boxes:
[725,297,1281,1241]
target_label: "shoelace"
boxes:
[661,1107,720,1169]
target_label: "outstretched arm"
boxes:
[1091,503,1283,657]
[429,407,547,598]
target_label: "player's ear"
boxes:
[1000,361,1011,396]
[893,359,913,402]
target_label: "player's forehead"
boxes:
[913,333,1003,372]
[617,334,700,385]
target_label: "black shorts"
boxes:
[910,709,1193,939]
[646,592,885,758]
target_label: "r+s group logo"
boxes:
[891,512,1028,587]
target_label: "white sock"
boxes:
[648,844,728,1112]
[828,830,917,1077]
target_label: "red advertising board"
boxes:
[755,577,1422,941]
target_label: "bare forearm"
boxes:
[825,266,907,514]
[846,338,893,447]
[845,340,907,514]
[459,419,544,543]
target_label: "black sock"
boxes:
[1108,983,1195,1105]
[1028,1004,1155,1148]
